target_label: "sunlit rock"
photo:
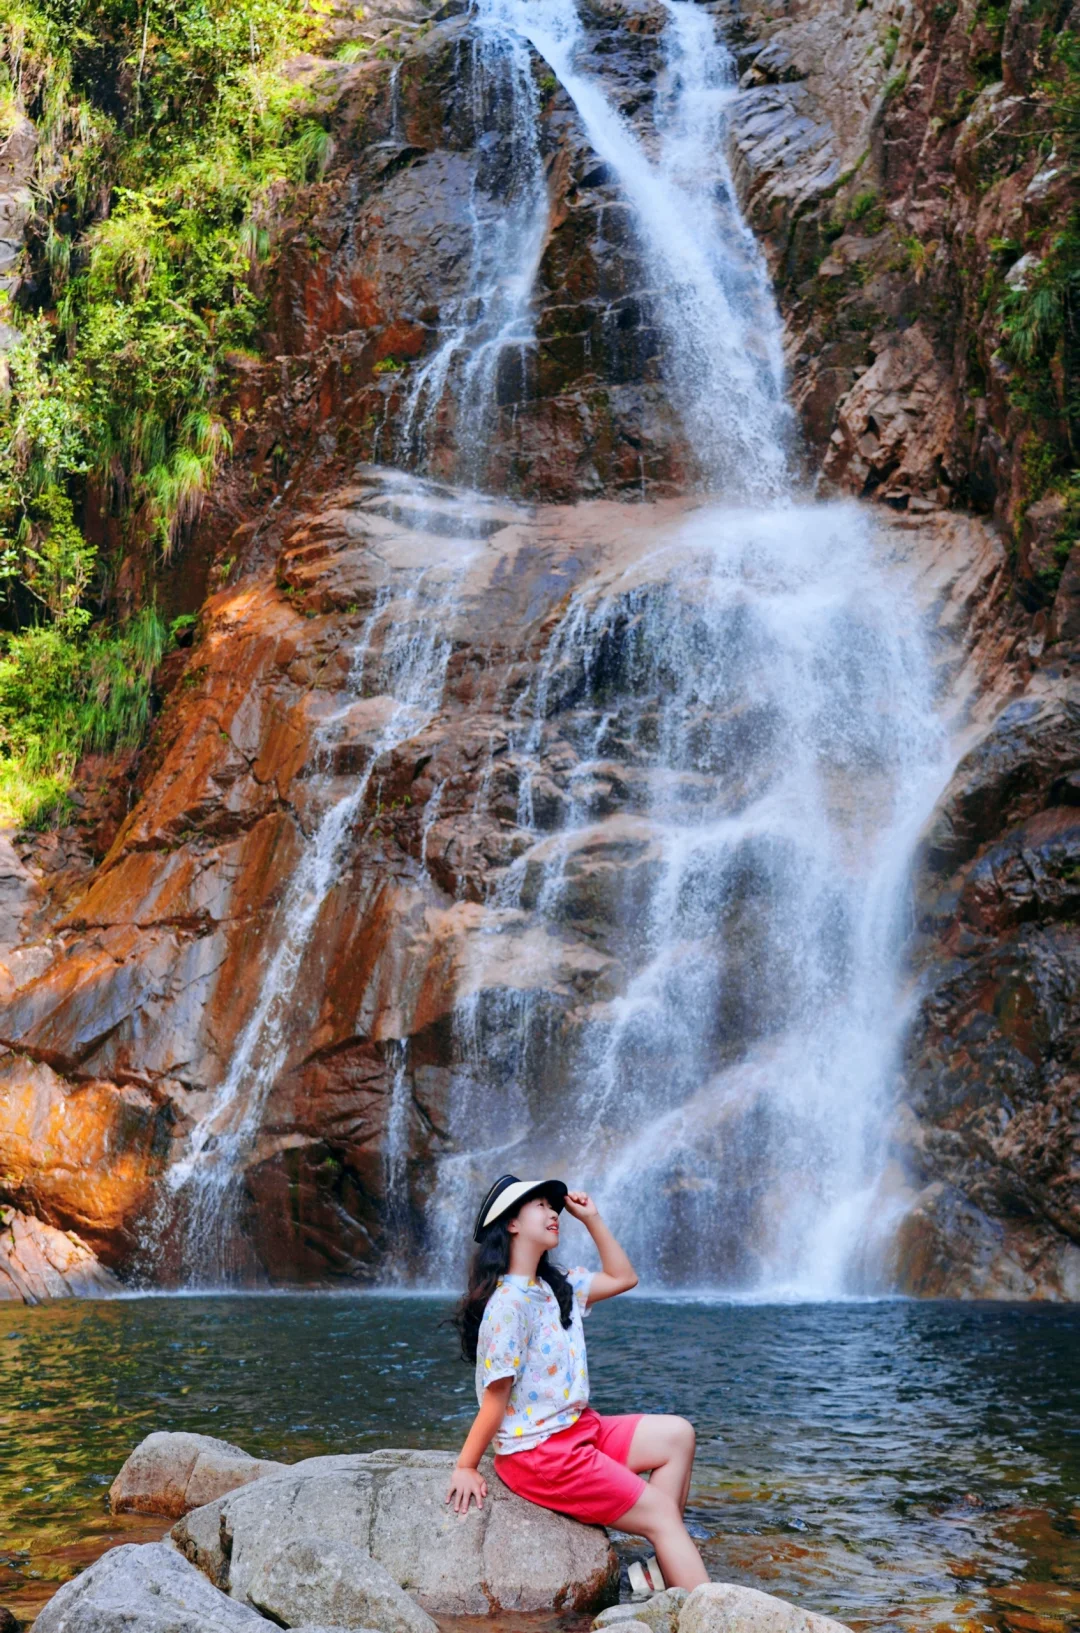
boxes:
[110,1431,287,1519]
[31,1542,269,1633]
[246,1537,437,1633]
[680,1581,850,1633]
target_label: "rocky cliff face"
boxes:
[0,0,1076,1295]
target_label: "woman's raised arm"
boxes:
[563,1190,638,1304]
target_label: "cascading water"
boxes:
[395,3,549,482]
[419,0,955,1294]
[148,481,485,1284]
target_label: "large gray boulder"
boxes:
[680,1583,850,1633]
[172,1447,619,1615]
[246,1537,437,1633]
[110,1431,288,1517]
[31,1542,270,1632]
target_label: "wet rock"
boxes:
[680,1581,850,1633]
[0,1606,19,1632]
[110,1431,288,1519]
[172,1446,619,1615]
[0,1206,120,1303]
[246,1537,437,1633]
[0,1055,168,1260]
[822,325,955,507]
[31,1542,269,1633]
[595,1587,688,1633]
[889,1180,1080,1299]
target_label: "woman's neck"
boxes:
[507,1241,543,1279]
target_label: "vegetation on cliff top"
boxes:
[0,0,333,825]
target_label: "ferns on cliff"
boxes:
[0,0,335,826]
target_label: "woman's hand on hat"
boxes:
[446,1464,488,1517]
[563,1189,598,1221]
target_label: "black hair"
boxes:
[450,1208,574,1362]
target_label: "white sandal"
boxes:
[627,1557,666,1596]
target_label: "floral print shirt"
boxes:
[475,1266,594,1454]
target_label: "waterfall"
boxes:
[420,0,954,1295]
[149,0,957,1294]
[149,479,485,1284]
[396,5,549,483]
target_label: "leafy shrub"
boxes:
[0,0,335,824]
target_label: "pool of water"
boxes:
[0,1295,1077,1631]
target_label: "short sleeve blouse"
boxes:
[474,1266,593,1454]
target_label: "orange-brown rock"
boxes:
[0,1057,166,1257]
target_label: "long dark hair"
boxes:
[451,1211,574,1362]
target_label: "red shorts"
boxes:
[494,1406,646,1526]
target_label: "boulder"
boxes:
[0,1206,121,1304]
[246,1538,437,1633]
[680,1582,850,1633]
[110,1431,287,1518]
[172,1446,619,1615]
[596,1588,689,1633]
[31,1542,270,1633]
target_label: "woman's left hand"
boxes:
[563,1190,599,1221]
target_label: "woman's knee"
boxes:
[675,1415,696,1454]
[660,1414,695,1456]
[620,1483,682,1539]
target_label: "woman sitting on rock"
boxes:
[446,1175,709,1591]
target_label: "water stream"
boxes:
[149,484,485,1283]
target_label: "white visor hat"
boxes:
[472,1174,568,1241]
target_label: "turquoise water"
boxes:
[1,1295,1077,1630]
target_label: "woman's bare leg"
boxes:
[627,1414,697,1512]
[615,1483,709,1590]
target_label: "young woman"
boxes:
[446,1174,709,1591]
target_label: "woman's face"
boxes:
[509,1195,560,1252]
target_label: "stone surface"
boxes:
[109,1431,288,1518]
[895,674,1080,1296]
[595,1587,689,1633]
[679,1581,850,1633]
[31,1542,270,1633]
[246,1538,437,1633]
[0,1205,120,1303]
[172,1445,619,1615]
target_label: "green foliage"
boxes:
[0,606,166,827]
[884,66,909,101]
[847,189,888,235]
[0,0,333,824]
[882,25,901,68]
[901,234,936,282]
[998,220,1080,427]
